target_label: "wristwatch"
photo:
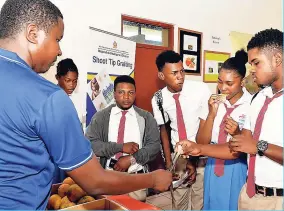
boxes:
[257,140,268,156]
[130,156,136,165]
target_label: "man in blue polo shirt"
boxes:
[0,0,172,210]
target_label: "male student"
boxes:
[232,28,283,210]
[86,75,161,202]
[177,28,283,210]
[151,50,211,210]
[0,0,171,209]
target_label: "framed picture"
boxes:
[178,28,202,75]
[203,50,230,83]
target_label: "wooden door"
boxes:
[121,15,174,112]
[134,45,169,112]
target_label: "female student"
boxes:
[196,49,252,210]
[56,58,86,124]
[54,58,79,183]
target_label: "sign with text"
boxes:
[86,28,136,126]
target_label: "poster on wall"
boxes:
[203,50,230,83]
[178,28,202,75]
[86,27,136,126]
[230,31,259,94]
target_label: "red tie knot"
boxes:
[173,93,180,101]
[121,110,128,116]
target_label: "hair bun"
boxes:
[234,49,248,65]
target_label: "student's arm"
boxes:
[230,129,283,165]
[160,125,172,169]
[199,143,240,159]
[85,115,138,157]
[114,113,162,172]
[177,140,240,160]
[85,114,122,157]
[263,144,283,165]
[196,117,214,144]
[68,156,171,195]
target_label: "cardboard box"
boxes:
[50,183,159,210]
[50,183,119,210]
[61,198,128,210]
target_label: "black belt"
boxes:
[255,184,283,197]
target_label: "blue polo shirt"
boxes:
[0,49,93,210]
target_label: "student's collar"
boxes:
[224,87,251,107]
[165,86,184,97]
[0,48,30,69]
[112,105,135,116]
[261,86,284,98]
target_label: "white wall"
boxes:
[48,0,282,92]
[0,0,282,106]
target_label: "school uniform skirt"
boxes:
[203,156,247,210]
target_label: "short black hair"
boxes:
[114,75,136,91]
[0,0,63,39]
[247,28,283,53]
[156,50,182,72]
[220,49,248,78]
[56,58,78,77]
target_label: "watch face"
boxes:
[257,140,268,155]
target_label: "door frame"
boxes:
[121,14,174,51]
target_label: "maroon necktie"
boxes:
[115,110,128,159]
[247,90,283,197]
[173,93,187,140]
[214,103,240,176]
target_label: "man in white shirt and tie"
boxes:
[86,75,161,202]
[151,50,211,210]
[230,28,283,210]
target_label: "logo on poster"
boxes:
[113,41,117,49]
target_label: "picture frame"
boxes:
[178,28,202,75]
[203,50,230,83]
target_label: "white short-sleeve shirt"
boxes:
[69,92,86,123]
[151,80,211,146]
[211,88,252,144]
[243,86,283,188]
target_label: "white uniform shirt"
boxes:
[69,92,86,124]
[151,80,211,146]
[243,86,283,188]
[211,88,252,144]
[107,106,143,173]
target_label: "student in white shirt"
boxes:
[196,49,251,210]
[177,29,283,210]
[86,75,162,201]
[230,28,283,210]
[151,50,211,210]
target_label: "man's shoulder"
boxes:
[133,106,152,118]
[2,63,63,109]
[2,60,61,96]
[151,87,166,101]
[92,104,114,119]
